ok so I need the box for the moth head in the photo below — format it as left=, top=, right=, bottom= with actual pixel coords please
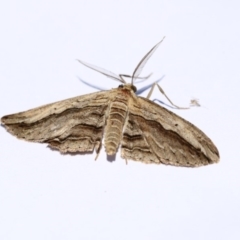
left=118, top=84, right=137, bottom=93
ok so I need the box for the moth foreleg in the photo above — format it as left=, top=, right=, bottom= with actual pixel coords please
left=147, top=82, right=198, bottom=110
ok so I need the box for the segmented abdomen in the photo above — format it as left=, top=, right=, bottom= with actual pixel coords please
left=104, top=96, right=128, bottom=155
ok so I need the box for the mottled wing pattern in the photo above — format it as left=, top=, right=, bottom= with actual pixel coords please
left=122, top=96, right=219, bottom=167
left=121, top=113, right=160, bottom=163
left=1, top=91, right=112, bottom=154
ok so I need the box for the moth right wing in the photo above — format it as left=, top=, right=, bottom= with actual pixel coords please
left=121, top=113, right=160, bottom=164
left=1, top=91, right=113, bottom=154
left=121, top=97, right=219, bottom=167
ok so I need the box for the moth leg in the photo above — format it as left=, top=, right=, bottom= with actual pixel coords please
left=147, top=82, right=199, bottom=109
left=95, top=152, right=100, bottom=161
left=156, top=84, right=190, bottom=109
left=146, top=82, right=156, bottom=99
left=95, top=142, right=102, bottom=161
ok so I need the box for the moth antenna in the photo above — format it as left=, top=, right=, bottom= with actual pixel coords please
left=134, top=72, right=153, bottom=83
left=131, top=37, right=165, bottom=85
left=120, top=72, right=152, bottom=80
left=77, top=59, right=126, bottom=84
left=118, top=73, right=152, bottom=83
left=119, top=75, right=126, bottom=83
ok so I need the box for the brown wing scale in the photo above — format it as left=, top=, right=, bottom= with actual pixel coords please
left=121, top=95, right=219, bottom=167
left=1, top=91, right=111, bottom=154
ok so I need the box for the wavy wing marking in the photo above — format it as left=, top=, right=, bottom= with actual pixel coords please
left=121, top=97, right=219, bottom=167
left=1, top=91, right=111, bottom=154
left=121, top=113, right=160, bottom=163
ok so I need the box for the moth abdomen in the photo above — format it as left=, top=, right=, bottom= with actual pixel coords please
left=104, top=97, right=128, bottom=156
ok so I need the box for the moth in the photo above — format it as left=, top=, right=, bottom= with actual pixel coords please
left=1, top=38, right=219, bottom=167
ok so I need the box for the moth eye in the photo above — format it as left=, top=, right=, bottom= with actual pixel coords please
left=131, top=85, right=137, bottom=92
left=118, top=84, right=124, bottom=88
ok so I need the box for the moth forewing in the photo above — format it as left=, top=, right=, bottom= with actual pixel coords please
left=120, top=94, right=219, bottom=167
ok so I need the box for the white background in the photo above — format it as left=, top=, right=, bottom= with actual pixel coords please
left=0, top=1, right=239, bottom=239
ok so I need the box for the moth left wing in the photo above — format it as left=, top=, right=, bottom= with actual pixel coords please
left=1, top=91, right=112, bottom=154
left=121, top=97, right=219, bottom=167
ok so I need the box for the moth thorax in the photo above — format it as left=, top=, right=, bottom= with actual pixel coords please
left=104, top=100, right=128, bottom=155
